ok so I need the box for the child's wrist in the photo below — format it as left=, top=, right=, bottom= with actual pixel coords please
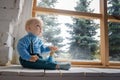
left=50, top=50, right=54, bottom=56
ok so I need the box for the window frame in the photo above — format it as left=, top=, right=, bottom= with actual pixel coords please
left=32, top=0, right=120, bottom=68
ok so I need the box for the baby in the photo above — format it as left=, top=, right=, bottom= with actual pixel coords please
left=17, top=18, right=71, bottom=70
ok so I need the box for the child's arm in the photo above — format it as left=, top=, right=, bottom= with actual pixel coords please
left=17, top=40, right=31, bottom=61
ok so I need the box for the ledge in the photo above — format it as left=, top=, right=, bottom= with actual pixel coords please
left=0, top=65, right=120, bottom=80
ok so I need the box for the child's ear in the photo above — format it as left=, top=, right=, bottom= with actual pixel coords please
left=25, top=26, right=30, bottom=32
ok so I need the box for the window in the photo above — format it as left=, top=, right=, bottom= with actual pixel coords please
left=32, top=0, right=120, bottom=68
left=36, top=0, right=100, bottom=13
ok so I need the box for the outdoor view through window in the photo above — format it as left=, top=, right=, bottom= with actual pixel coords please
left=36, top=0, right=100, bottom=61
left=107, top=0, right=120, bottom=62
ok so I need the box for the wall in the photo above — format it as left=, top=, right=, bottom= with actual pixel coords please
left=0, top=0, right=33, bottom=65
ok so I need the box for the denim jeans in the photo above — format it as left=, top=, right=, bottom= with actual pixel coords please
left=19, top=57, right=57, bottom=70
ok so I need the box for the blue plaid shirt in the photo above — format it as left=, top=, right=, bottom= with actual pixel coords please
left=17, top=33, right=50, bottom=61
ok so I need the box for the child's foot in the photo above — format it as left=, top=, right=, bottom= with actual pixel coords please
left=58, top=62, right=71, bottom=70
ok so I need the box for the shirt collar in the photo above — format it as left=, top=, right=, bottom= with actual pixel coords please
left=28, top=32, right=38, bottom=39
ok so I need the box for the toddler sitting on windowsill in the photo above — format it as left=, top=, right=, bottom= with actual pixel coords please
left=17, top=17, right=71, bottom=70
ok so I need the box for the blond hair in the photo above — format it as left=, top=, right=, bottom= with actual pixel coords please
left=25, top=18, right=43, bottom=32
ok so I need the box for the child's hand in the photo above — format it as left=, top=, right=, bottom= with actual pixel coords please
left=29, top=55, right=39, bottom=62
left=49, top=46, right=58, bottom=52
left=49, top=46, right=58, bottom=56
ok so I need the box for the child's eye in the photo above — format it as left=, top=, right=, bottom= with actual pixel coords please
left=36, top=25, right=40, bottom=28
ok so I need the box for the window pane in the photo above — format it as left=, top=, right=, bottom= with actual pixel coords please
left=107, top=0, right=120, bottom=15
left=37, top=0, right=100, bottom=13
left=107, top=0, right=120, bottom=62
left=36, top=13, right=100, bottom=61
left=109, top=22, right=120, bottom=62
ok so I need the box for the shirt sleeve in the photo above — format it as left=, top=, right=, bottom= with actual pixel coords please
left=17, top=40, right=31, bottom=61
left=40, top=42, right=51, bottom=54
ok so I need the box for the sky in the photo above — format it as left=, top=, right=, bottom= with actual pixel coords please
left=55, top=0, right=100, bottom=13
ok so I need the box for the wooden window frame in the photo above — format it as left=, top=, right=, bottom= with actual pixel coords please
left=32, top=0, right=120, bottom=68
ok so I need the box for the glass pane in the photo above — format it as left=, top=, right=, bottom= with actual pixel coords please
left=36, top=13, right=100, bottom=61
left=108, top=0, right=120, bottom=62
left=109, top=22, right=120, bottom=62
left=107, top=0, right=120, bottom=15
left=37, top=0, right=100, bottom=13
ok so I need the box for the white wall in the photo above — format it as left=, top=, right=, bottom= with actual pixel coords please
left=0, top=0, right=33, bottom=65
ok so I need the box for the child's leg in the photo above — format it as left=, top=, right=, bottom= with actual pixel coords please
left=47, top=56, right=54, bottom=62
left=19, top=57, right=57, bottom=70
left=47, top=51, right=56, bottom=62
left=57, top=62, right=71, bottom=70
left=46, top=51, right=71, bottom=70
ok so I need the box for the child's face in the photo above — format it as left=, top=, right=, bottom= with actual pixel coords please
left=30, top=21, right=42, bottom=36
